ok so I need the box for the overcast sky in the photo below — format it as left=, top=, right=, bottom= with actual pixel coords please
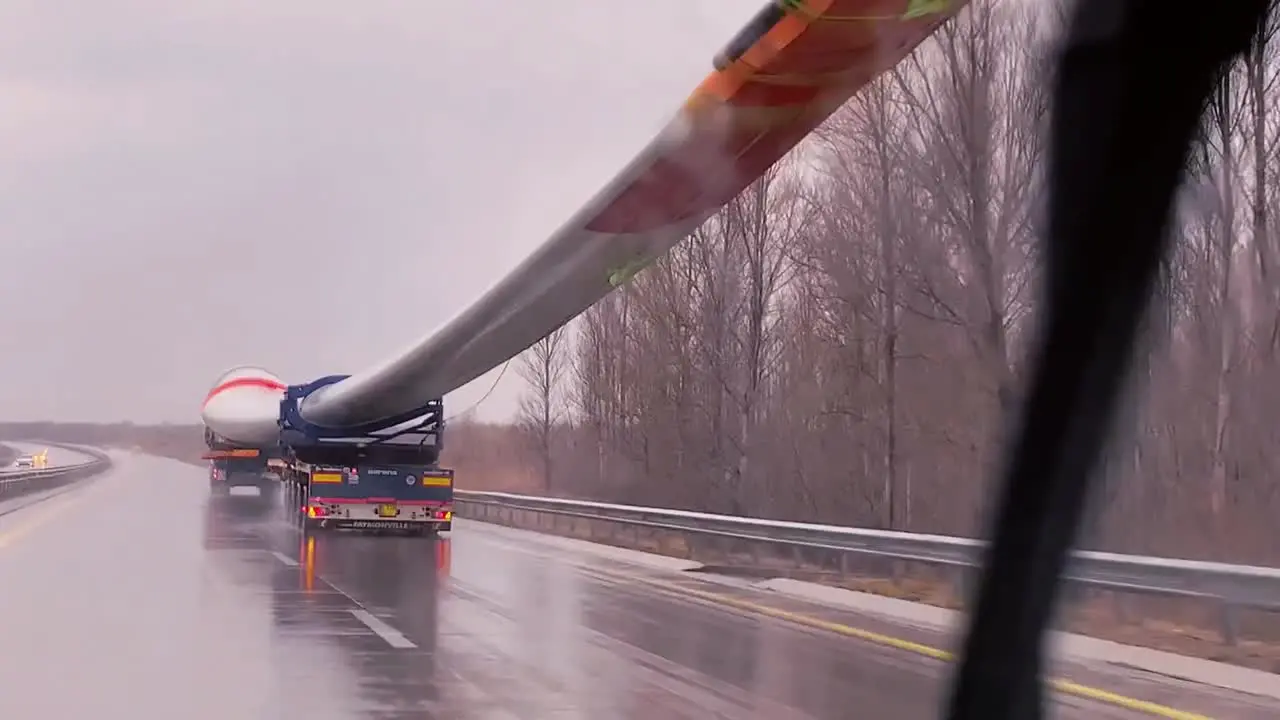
left=0, top=0, right=759, bottom=423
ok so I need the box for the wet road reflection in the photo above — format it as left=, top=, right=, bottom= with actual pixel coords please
left=0, top=453, right=1244, bottom=719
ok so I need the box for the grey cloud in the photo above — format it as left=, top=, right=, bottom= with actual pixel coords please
left=0, top=0, right=757, bottom=422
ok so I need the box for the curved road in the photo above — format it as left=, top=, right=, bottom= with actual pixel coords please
left=3, top=441, right=91, bottom=468
left=0, top=453, right=1274, bottom=719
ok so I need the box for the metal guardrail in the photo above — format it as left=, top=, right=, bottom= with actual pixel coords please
left=454, top=490, right=1280, bottom=646
left=0, top=444, right=111, bottom=498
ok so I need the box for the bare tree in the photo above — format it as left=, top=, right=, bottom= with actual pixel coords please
left=490, top=0, right=1280, bottom=572
left=517, top=325, right=569, bottom=493
left=1204, top=75, right=1247, bottom=524
left=1244, top=4, right=1280, bottom=348
left=816, top=74, right=910, bottom=528
left=893, top=0, right=1048, bottom=416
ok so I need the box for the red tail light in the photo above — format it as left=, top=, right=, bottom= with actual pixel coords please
left=306, top=504, right=327, bottom=518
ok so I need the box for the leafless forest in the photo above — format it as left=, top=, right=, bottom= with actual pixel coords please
left=451, top=1, right=1280, bottom=567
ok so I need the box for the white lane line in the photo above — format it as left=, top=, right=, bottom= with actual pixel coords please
left=270, top=551, right=298, bottom=567
left=349, top=609, right=417, bottom=649
left=274, top=527, right=418, bottom=650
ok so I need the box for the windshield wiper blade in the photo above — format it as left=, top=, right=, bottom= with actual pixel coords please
left=942, top=1, right=1269, bottom=718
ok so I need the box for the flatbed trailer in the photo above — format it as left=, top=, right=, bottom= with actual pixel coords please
left=285, top=459, right=453, bottom=533
left=276, top=379, right=452, bottom=536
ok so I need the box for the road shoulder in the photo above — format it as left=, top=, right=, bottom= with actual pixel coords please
left=461, top=518, right=1280, bottom=716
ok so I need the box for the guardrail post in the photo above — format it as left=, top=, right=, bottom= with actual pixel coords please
left=952, top=566, right=972, bottom=608
left=679, top=533, right=696, bottom=560
left=712, top=533, right=727, bottom=562
left=1112, top=592, right=1131, bottom=626
left=1220, top=603, right=1239, bottom=646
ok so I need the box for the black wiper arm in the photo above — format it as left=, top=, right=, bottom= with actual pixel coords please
left=943, top=1, right=1269, bottom=718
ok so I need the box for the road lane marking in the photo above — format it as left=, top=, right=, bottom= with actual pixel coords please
left=270, top=551, right=298, bottom=567
left=0, top=480, right=103, bottom=551
left=349, top=609, right=417, bottom=649
left=582, top=566, right=1214, bottom=720
left=442, top=576, right=807, bottom=720
left=268, top=545, right=419, bottom=649
left=466, top=531, right=1213, bottom=720
left=273, top=538, right=418, bottom=649
left=0, top=482, right=86, bottom=519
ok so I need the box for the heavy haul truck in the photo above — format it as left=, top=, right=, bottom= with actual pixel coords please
left=201, top=367, right=454, bottom=534
left=276, top=378, right=453, bottom=535
left=203, top=429, right=279, bottom=498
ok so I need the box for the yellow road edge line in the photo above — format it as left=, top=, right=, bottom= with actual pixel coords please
left=466, top=528, right=1215, bottom=719
left=573, top=563, right=1214, bottom=720
left=0, top=483, right=100, bottom=550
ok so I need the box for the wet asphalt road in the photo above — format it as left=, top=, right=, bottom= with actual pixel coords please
left=0, top=453, right=1275, bottom=719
